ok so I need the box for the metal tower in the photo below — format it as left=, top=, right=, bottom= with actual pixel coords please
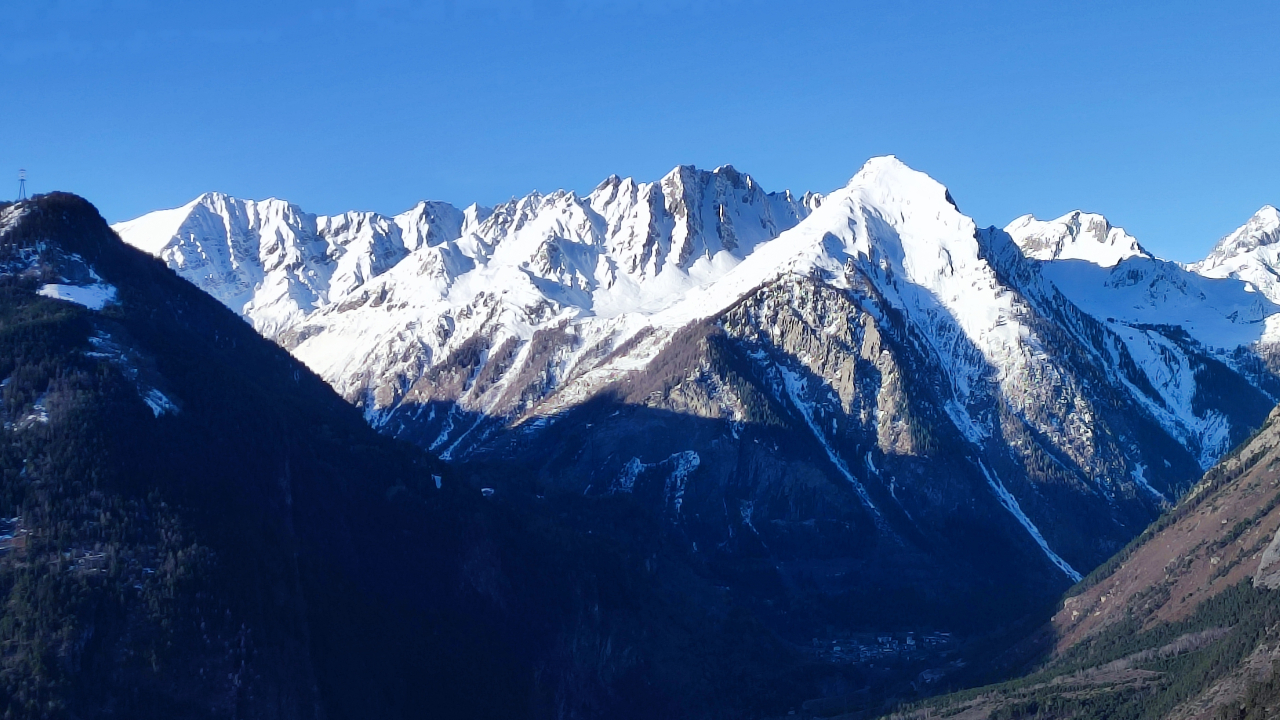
left=17, top=169, right=26, bottom=201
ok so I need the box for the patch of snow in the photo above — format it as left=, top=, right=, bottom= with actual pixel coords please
left=0, top=205, right=26, bottom=234
left=611, top=457, right=643, bottom=494
left=142, top=389, right=178, bottom=418
left=979, top=462, right=1082, bottom=582
left=438, top=413, right=487, bottom=461
left=38, top=283, right=117, bottom=310
left=739, top=499, right=767, bottom=546
left=1104, top=325, right=1231, bottom=468
left=22, top=394, right=49, bottom=427
left=664, top=451, right=699, bottom=515
left=428, top=406, right=459, bottom=452
left=609, top=451, right=700, bottom=516
left=86, top=331, right=180, bottom=418
left=1130, top=462, right=1166, bottom=502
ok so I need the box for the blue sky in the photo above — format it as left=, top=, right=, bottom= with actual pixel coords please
left=2, top=0, right=1277, bottom=261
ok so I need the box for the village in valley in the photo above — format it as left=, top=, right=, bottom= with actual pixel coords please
left=807, top=630, right=963, bottom=686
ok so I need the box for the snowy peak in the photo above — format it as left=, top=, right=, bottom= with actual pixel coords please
left=585, top=163, right=813, bottom=279
left=847, top=154, right=931, bottom=188
left=647, top=155, right=981, bottom=328
left=999, top=206, right=1280, bottom=352
left=1186, top=206, right=1280, bottom=307
left=390, top=200, right=466, bottom=252
left=790, top=154, right=987, bottom=299
left=1192, top=205, right=1280, bottom=272
left=1005, top=211, right=1148, bottom=267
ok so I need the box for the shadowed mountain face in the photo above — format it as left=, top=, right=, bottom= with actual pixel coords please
left=0, top=194, right=875, bottom=719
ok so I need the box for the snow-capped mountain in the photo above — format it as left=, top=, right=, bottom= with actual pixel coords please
left=1005, top=211, right=1148, bottom=267
left=1188, top=205, right=1280, bottom=303
left=114, top=159, right=1280, bottom=624
left=9, top=193, right=825, bottom=717
left=1002, top=210, right=1280, bottom=467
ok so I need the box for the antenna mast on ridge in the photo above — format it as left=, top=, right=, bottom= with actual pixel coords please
left=17, top=169, right=27, bottom=201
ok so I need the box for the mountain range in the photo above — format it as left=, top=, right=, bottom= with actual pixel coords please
left=7, top=156, right=1280, bottom=717
left=112, top=159, right=1280, bottom=620
left=891, top=404, right=1280, bottom=720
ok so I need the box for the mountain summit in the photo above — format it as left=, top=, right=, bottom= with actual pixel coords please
left=1189, top=205, right=1280, bottom=305
left=1005, top=210, right=1149, bottom=267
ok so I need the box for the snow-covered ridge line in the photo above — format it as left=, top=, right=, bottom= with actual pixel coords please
left=111, top=159, right=1280, bottom=475
left=113, top=165, right=820, bottom=337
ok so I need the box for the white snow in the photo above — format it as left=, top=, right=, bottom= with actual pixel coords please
left=86, top=331, right=180, bottom=418
left=1103, top=324, right=1232, bottom=468
left=1190, top=206, right=1280, bottom=279
left=142, top=389, right=178, bottom=418
left=979, top=462, right=1082, bottom=582
left=21, top=394, right=49, bottom=427
left=664, top=451, right=700, bottom=515
left=739, top=499, right=765, bottom=543
left=37, top=283, right=117, bottom=310
left=1187, top=207, right=1280, bottom=342
left=1006, top=211, right=1146, bottom=268
left=0, top=205, right=28, bottom=246
left=1130, top=462, right=1166, bottom=502
left=113, top=168, right=815, bottom=347
left=109, top=158, right=1280, bottom=534
left=111, top=199, right=202, bottom=255
left=612, top=457, right=644, bottom=494
left=610, top=451, right=700, bottom=516
left=1004, top=208, right=1280, bottom=464
left=1006, top=208, right=1280, bottom=349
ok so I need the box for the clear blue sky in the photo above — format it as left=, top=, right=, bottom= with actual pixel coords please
left=2, top=0, right=1277, bottom=262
